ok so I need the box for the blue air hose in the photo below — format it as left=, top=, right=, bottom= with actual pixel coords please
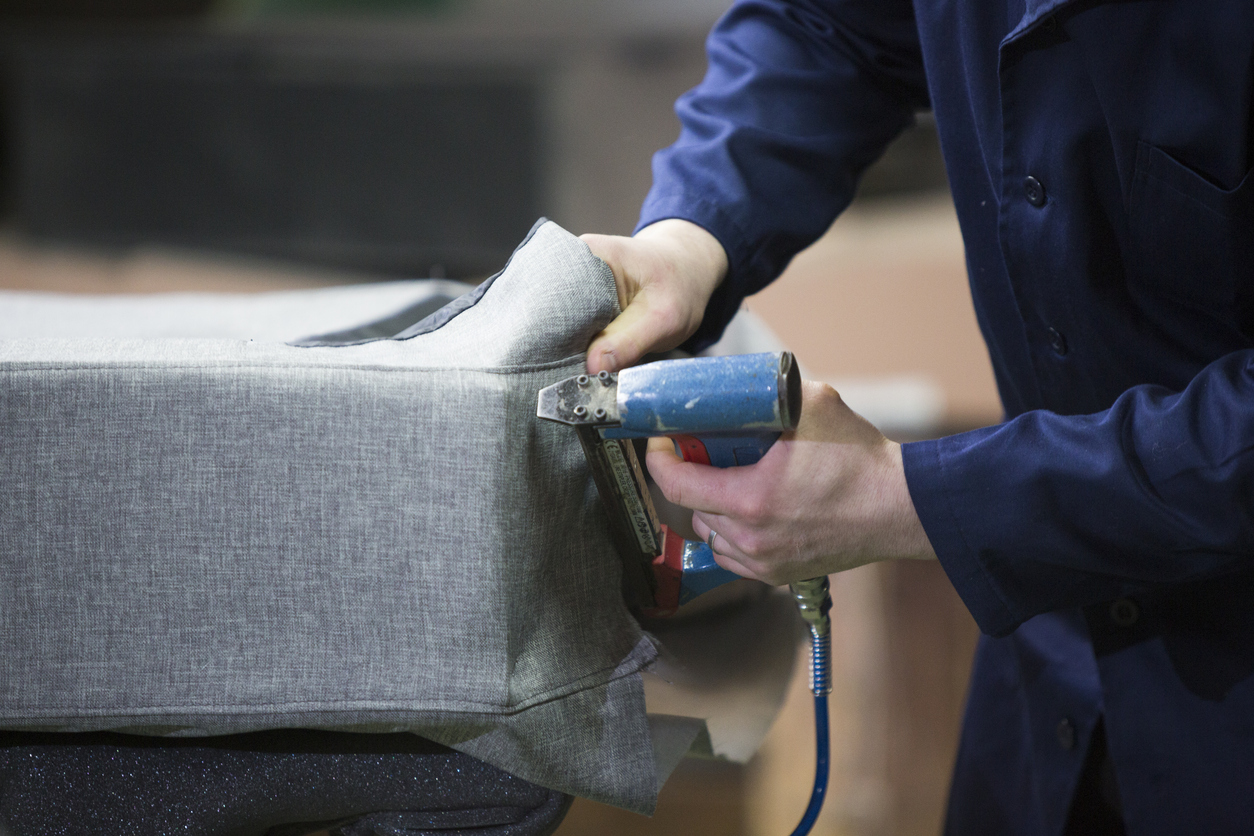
left=788, top=579, right=833, bottom=836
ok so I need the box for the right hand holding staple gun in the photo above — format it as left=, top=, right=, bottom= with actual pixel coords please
left=645, top=377, right=934, bottom=584
left=581, top=223, right=937, bottom=586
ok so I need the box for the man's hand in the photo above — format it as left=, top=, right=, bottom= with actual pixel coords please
left=581, top=219, right=728, bottom=374
left=646, top=381, right=938, bottom=585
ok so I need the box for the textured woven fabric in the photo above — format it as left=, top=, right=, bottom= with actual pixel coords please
left=0, top=220, right=662, bottom=812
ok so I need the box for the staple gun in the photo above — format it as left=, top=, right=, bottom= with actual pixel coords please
left=538, top=351, right=832, bottom=835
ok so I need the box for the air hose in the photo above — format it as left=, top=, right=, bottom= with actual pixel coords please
left=788, top=577, right=833, bottom=836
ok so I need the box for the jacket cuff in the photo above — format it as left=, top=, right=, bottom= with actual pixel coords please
left=901, top=438, right=1020, bottom=637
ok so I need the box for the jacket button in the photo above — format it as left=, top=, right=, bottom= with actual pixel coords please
left=1056, top=718, right=1076, bottom=750
left=1110, top=597, right=1140, bottom=627
left=1024, top=175, right=1046, bottom=207
left=1047, top=327, right=1068, bottom=356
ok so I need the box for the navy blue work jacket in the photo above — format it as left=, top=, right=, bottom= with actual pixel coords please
left=636, top=1, right=1254, bottom=834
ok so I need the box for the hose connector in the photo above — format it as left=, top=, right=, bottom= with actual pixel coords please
left=789, top=576, right=832, bottom=696
left=790, top=576, right=831, bottom=637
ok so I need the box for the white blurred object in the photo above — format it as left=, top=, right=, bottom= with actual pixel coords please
left=825, top=376, right=946, bottom=438
left=0, top=280, right=473, bottom=342
left=700, top=307, right=791, bottom=358
left=642, top=584, right=803, bottom=764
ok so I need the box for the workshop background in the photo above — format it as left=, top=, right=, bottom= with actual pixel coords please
left=0, top=1, right=999, bottom=834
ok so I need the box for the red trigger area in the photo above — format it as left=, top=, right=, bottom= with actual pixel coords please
left=674, top=435, right=710, bottom=465
left=645, top=526, right=686, bottom=617
left=645, top=437, right=707, bottom=617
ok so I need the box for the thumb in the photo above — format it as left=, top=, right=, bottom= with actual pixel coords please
left=583, top=232, right=683, bottom=373
left=645, top=437, right=733, bottom=515
left=586, top=287, right=688, bottom=373
left=580, top=221, right=727, bottom=374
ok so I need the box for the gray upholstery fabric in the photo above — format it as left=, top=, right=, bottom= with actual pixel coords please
left=0, top=221, right=665, bottom=812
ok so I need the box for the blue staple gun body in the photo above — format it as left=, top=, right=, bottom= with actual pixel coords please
left=537, top=351, right=801, bottom=615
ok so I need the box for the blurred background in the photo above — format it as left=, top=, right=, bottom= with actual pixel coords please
left=0, top=1, right=999, bottom=833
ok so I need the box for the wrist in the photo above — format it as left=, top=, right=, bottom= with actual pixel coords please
left=634, top=218, right=729, bottom=299
left=881, top=442, right=938, bottom=562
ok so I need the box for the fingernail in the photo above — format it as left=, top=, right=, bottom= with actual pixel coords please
left=601, top=349, right=618, bottom=373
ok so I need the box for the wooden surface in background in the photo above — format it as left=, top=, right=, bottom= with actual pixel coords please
left=878, top=561, right=980, bottom=836
left=557, top=759, right=748, bottom=836
left=0, top=234, right=352, bottom=294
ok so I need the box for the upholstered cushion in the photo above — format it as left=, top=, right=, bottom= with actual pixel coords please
left=0, top=220, right=668, bottom=812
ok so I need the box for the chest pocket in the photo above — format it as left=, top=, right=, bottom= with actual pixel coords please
left=1127, top=141, right=1254, bottom=324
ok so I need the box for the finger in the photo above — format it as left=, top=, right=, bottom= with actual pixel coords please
left=581, top=234, right=635, bottom=374
left=585, top=333, right=623, bottom=375
left=690, top=513, right=721, bottom=553
left=688, top=515, right=767, bottom=580
left=585, top=312, right=650, bottom=375
left=646, top=436, right=676, bottom=458
left=646, top=444, right=747, bottom=515
left=586, top=289, right=687, bottom=373
left=710, top=550, right=769, bottom=583
left=581, top=233, right=646, bottom=374
left=694, top=517, right=762, bottom=572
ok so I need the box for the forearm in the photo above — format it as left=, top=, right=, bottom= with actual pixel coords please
left=639, top=0, right=928, bottom=349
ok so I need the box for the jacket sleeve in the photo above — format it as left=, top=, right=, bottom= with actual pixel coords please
left=635, top=0, right=929, bottom=351
left=903, top=349, right=1254, bottom=637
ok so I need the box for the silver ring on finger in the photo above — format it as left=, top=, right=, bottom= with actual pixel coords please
left=707, top=529, right=718, bottom=553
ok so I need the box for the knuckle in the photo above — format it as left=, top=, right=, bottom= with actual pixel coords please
left=656, top=471, right=686, bottom=508
left=655, top=474, right=679, bottom=505
left=737, top=531, right=765, bottom=559
left=763, top=568, right=790, bottom=587
left=650, top=301, right=687, bottom=340
left=734, top=490, right=769, bottom=525
left=667, top=483, right=688, bottom=509
left=809, top=380, right=843, bottom=409
left=580, top=233, right=616, bottom=263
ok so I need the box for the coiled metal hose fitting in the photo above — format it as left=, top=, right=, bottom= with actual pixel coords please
left=787, top=576, right=833, bottom=836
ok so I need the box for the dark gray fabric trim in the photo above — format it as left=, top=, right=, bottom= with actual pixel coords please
left=293, top=293, right=458, bottom=346
left=290, top=218, right=550, bottom=347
